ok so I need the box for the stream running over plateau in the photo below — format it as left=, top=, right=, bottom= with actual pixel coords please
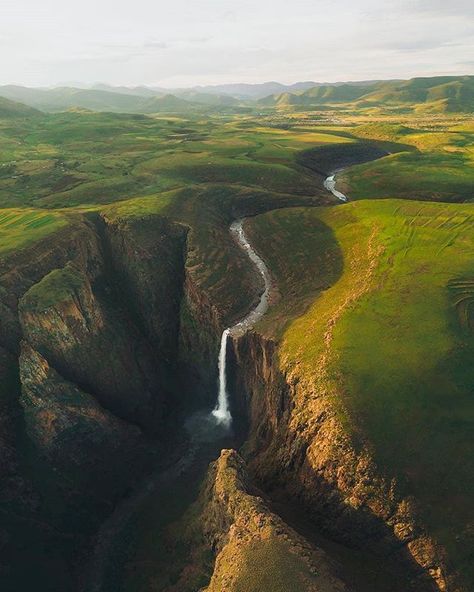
left=212, top=219, right=272, bottom=427
left=324, top=173, right=348, bottom=202
left=213, top=173, right=347, bottom=427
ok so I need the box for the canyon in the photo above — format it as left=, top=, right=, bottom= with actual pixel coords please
left=0, top=109, right=472, bottom=592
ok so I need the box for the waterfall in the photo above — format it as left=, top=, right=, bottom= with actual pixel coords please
left=211, top=219, right=272, bottom=427
left=212, top=329, right=231, bottom=426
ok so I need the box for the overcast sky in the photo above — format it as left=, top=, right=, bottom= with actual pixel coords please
left=1, top=0, right=473, bottom=87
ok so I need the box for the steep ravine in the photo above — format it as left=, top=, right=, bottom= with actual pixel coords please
left=0, top=146, right=461, bottom=590
left=0, top=211, right=226, bottom=591
left=89, top=207, right=456, bottom=591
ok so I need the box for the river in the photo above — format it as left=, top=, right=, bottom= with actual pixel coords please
left=212, top=219, right=272, bottom=427
left=86, top=174, right=351, bottom=590
left=84, top=218, right=272, bottom=591
left=324, top=172, right=348, bottom=202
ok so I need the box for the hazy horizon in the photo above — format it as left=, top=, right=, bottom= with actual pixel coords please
left=1, top=0, right=473, bottom=88
left=3, top=74, right=474, bottom=92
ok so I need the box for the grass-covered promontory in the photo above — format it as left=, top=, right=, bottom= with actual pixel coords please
left=338, top=122, right=474, bottom=202
left=19, top=263, right=84, bottom=313
left=247, top=199, right=474, bottom=587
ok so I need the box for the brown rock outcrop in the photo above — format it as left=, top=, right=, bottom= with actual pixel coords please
left=231, top=331, right=457, bottom=591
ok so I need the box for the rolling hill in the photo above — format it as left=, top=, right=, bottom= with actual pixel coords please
left=0, top=85, right=248, bottom=114
left=358, top=76, right=474, bottom=112
left=0, top=85, right=473, bottom=592
left=259, top=75, right=474, bottom=112
left=3, top=76, right=470, bottom=114
left=0, top=96, right=42, bottom=118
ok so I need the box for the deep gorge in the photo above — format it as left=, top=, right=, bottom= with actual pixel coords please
left=0, top=146, right=466, bottom=592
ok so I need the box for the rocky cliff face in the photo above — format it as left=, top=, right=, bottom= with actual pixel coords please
left=101, top=214, right=187, bottom=398
left=19, top=259, right=164, bottom=431
left=0, top=220, right=102, bottom=355
left=177, top=269, right=223, bottom=408
left=202, top=450, right=351, bottom=592
left=0, top=211, right=203, bottom=589
left=231, top=331, right=459, bottom=592
left=19, top=343, right=144, bottom=507
left=160, top=449, right=351, bottom=592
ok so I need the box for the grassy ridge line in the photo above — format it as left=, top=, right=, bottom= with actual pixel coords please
left=259, top=76, right=474, bottom=114
left=247, top=199, right=474, bottom=587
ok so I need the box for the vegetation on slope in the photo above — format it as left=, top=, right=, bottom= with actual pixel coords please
left=247, top=199, right=474, bottom=588
left=0, top=86, right=208, bottom=114
left=121, top=449, right=350, bottom=592
left=339, top=122, right=474, bottom=202
left=0, top=110, right=353, bottom=209
left=0, top=96, right=42, bottom=119
left=19, top=263, right=83, bottom=313
left=260, top=75, right=474, bottom=113
left=0, top=209, right=68, bottom=255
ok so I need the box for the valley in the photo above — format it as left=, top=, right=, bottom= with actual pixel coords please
left=0, top=79, right=473, bottom=592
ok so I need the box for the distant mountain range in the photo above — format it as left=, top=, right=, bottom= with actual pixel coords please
left=0, top=85, right=201, bottom=114
left=260, top=76, right=474, bottom=112
left=0, top=76, right=472, bottom=114
left=92, top=80, right=380, bottom=99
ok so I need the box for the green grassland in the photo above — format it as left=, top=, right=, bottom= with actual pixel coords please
left=0, top=208, right=68, bottom=255
left=0, top=111, right=350, bottom=210
left=0, top=106, right=471, bottom=216
left=1, top=97, right=474, bottom=590
left=247, top=199, right=474, bottom=587
left=339, top=122, right=474, bottom=202
left=0, top=108, right=350, bottom=311
left=19, top=263, right=84, bottom=313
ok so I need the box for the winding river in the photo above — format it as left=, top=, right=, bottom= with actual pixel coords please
left=324, top=172, right=348, bottom=202
left=87, top=174, right=347, bottom=591
left=213, top=173, right=348, bottom=426
left=212, top=219, right=272, bottom=427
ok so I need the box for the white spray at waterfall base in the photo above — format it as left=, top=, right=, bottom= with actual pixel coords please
left=212, top=219, right=272, bottom=428
left=212, top=329, right=231, bottom=426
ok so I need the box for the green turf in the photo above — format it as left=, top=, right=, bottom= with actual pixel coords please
left=339, top=121, right=474, bottom=202
left=248, top=199, right=474, bottom=587
left=0, top=111, right=353, bottom=209
left=20, top=263, right=84, bottom=312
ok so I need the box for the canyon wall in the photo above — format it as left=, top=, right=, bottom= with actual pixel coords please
left=230, top=330, right=462, bottom=592
left=0, top=211, right=220, bottom=589
left=198, top=449, right=351, bottom=592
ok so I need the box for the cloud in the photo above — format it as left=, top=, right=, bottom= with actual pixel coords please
left=0, top=0, right=473, bottom=86
left=407, top=0, right=474, bottom=16
left=143, top=41, right=168, bottom=50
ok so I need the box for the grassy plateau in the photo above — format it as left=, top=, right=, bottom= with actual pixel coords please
left=0, top=82, right=472, bottom=592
